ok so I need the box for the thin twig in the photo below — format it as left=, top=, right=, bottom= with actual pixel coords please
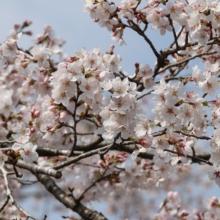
left=68, top=83, right=80, bottom=157
left=77, top=165, right=110, bottom=201
left=126, top=21, right=160, bottom=59
left=158, top=51, right=217, bottom=74
left=137, top=89, right=154, bottom=100
left=13, top=164, right=23, bottom=178
left=1, top=167, right=38, bottom=220
left=169, top=17, right=179, bottom=49
left=164, top=148, right=213, bottom=166
left=98, top=133, right=120, bottom=155
left=174, top=131, right=211, bottom=140
left=173, top=61, right=188, bottom=77
left=170, top=26, right=185, bottom=48
left=54, top=145, right=110, bottom=170
left=0, top=195, right=9, bottom=212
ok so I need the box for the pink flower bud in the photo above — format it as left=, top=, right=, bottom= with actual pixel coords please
left=49, top=105, right=56, bottom=112
left=60, top=111, right=66, bottom=120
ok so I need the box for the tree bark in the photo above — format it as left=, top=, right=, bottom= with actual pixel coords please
left=35, top=173, right=108, bottom=220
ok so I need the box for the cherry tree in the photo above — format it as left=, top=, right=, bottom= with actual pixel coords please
left=1, top=0, right=220, bottom=219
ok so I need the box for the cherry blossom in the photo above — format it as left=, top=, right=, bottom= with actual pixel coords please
left=209, top=166, right=220, bottom=187
left=12, top=142, right=39, bottom=163
left=2, top=0, right=220, bottom=219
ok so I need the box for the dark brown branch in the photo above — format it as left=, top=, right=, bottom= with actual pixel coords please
left=112, top=145, right=211, bottom=165
left=0, top=195, right=9, bottom=212
left=170, top=26, right=185, bottom=48
left=70, top=136, right=104, bottom=154
left=36, top=173, right=108, bottom=220
left=126, top=21, right=160, bottom=59
left=152, top=35, right=220, bottom=77
left=162, top=36, right=220, bottom=59
left=169, top=17, right=179, bottom=49
left=164, top=148, right=213, bottom=165
left=69, top=83, right=82, bottom=157
left=35, top=135, right=212, bottom=169
left=49, top=143, right=211, bottom=167
left=158, top=51, right=217, bottom=74
left=37, top=147, right=82, bottom=157
left=76, top=132, right=94, bottom=135
left=174, top=131, right=211, bottom=140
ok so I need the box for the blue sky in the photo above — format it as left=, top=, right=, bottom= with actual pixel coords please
left=0, top=1, right=172, bottom=75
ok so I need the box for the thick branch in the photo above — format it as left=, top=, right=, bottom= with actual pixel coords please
left=72, top=136, right=104, bottom=152
left=36, top=173, right=107, bottom=220
left=15, top=160, right=62, bottom=179
left=37, top=147, right=82, bottom=157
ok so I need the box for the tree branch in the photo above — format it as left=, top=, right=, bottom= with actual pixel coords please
left=0, top=195, right=9, bottom=212
left=126, top=21, right=160, bottom=59
left=35, top=173, right=108, bottom=220
left=54, top=145, right=111, bottom=170
left=37, top=147, right=82, bottom=157
left=14, top=160, right=62, bottom=179
left=158, top=51, right=217, bottom=74
left=1, top=167, right=38, bottom=220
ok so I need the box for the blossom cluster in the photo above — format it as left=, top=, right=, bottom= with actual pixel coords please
left=84, top=0, right=220, bottom=47
left=1, top=0, right=220, bottom=218
left=154, top=191, right=220, bottom=220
